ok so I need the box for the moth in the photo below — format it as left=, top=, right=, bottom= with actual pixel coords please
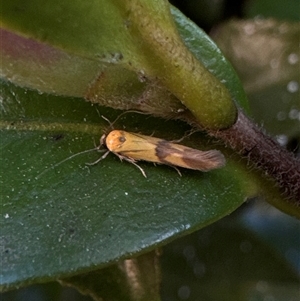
left=90, top=130, right=226, bottom=177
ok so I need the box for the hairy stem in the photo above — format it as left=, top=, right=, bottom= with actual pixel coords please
left=211, top=109, right=300, bottom=204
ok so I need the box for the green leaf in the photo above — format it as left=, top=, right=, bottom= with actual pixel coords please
left=0, top=28, right=103, bottom=97
left=0, top=0, right=241, bottom=129
left=2, top=211, right=298, bottom=301
left=171, top=7, right=250, bottom=113
left=0, top=1, right=132, bottom=58
left=0, top=79, right=255, bottom=291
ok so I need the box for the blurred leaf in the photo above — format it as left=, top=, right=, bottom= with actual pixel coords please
left=60, top=251, right=161, bottom=301
left=0, top=79, right=256, bottom=291
left=160, top=214, right=300, bottom=301
left=0, top=282, right=93, bottom=301
left=248, top=84, right=300, bottom=140
left=211, top=19, right=299, bottom=94
left=245, top=0, right=300, bottom=21
left=239, top=199, right=300, bottom=273
left=211, top=19, right=300, bottom=138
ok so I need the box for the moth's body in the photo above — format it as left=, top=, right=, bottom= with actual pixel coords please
left=98, top=130, right=225, bottom=177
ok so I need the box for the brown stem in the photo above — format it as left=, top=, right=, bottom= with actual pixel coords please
left=210, top=109, right=300, bottom=204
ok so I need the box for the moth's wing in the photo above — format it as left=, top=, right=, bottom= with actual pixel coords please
left=156, top=142, right=226, bottom=171
left=117, top=133, right=160, bottom=162
left=117, top=132, right=225, bottom=171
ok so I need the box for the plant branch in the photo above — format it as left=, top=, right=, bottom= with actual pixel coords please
left=210, top=109, right=300, bottom=204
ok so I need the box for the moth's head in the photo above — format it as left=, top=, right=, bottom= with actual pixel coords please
left=104, top=130, right=126, bottom=152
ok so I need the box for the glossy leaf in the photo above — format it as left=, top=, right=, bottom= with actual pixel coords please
left=2, top=212, right=299, bottom=300
left=0, top=79, right=256, bottom=291
left=0, top=0, right=241, bottom=129
left=2, top=0, right=295, bottom=296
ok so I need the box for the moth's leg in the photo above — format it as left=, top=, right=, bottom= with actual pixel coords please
left=152, top=162, right=181, bottom=176
left=86, top=150, right=110, bottom=166
left=129, top=160, right=147, bottom=178
left=116, top=154, right=147, bottom=178
left=91, top=134, right=106, bottom=151
left=170, top=165, right=182, bottom=177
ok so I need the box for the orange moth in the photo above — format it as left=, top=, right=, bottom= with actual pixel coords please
left=91, top=130, right=226, bottom=177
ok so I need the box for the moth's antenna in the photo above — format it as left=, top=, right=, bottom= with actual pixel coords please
left=35, top=146, right=103, bottom=180
left=101, top=115, right=114, bottom=129
left=101, top=110, right=150, bottom=129
left=171, top=128, right=200, bottom=144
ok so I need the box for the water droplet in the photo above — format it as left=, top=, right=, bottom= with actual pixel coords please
left=254, top=17, right=264, bottom=24
left=287, top=81, right=299, bottom=93
left=178, top=285, right=191, bottom=300
left=193, top=261, right=206, bottom=277
left=270, top=59, right=279, bottom=69
left=265, top=294, right=276, bottom=301
left=277, top=111, right=286, bottom=121
left=256, top=280, right=269, bottom=293
left=183, top=245, right=195, bottom=260
left=278, top=23, right=289, bottom=34
left=276, top=135, right=288, bottom=146
left=289, top=108, right=300, bottom=120
left=288, top=53, right=299, bottom=65
left=240, top=240, right=253, bottom=253
left=244, top=24, right=255, bottom=35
